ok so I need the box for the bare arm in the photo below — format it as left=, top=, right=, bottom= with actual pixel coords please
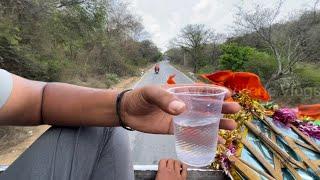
left=0, top=71, right=240, bottom=134
left=0, top=73, right=120, bottom=126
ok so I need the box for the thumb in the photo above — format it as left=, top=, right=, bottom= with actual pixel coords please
left=142, top=86, right=186, bottom=115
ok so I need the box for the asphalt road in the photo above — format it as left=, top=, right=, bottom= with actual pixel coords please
left=129, top=61, right=193, bottom=165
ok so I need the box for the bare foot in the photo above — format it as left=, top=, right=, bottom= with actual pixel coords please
left=155, top=159, right=187, bottom=180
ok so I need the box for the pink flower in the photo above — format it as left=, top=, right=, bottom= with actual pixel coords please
left=272, top=108, right=297, bottom=126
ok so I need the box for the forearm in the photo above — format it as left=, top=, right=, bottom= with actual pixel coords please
left=42, top=83, right=120, bottom=127
left=0, top=73, right=121, bottom=126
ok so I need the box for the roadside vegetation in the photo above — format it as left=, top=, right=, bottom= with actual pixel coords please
left=0, top=0, right=162, bottom=87
left=166, top=0, right=320, bottom=105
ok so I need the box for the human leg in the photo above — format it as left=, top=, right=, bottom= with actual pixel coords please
left=0, top=126, right=133, bottom=180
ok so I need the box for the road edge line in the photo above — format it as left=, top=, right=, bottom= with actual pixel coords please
left=169, top=64, right=194, bottom=83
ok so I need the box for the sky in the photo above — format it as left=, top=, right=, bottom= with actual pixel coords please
left=128, top=0, right=317, bottom=52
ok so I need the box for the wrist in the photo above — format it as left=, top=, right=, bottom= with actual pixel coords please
left=103, top=89, right=121, bottom=127
left=117, top=89, right=134, bottom=130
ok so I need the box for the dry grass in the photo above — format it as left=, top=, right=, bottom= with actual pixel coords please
left=0, top=126, right=50, bottom=164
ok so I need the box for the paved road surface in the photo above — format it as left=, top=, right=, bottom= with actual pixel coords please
left=129, top=61, right=193, bottom=165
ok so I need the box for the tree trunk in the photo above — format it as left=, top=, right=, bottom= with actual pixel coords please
left=270, top=45, right=282, bottom=75
left=191, top=53, right=198, bottom=73
left=265, top=72, right=282, bottom=89
left=193, top=63, right=197, bottom=73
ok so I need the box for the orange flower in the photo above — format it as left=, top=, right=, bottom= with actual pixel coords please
left=167, top=74, right=176, bottom=84
left=202, top=71, right=270, bottom=101
left=298, top=104, right=320, bottom=120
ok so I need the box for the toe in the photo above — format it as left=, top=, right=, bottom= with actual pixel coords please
left=174, top=160, right=182, bottom=174
left=158, top=159, right=167, bottom=170
left=181, top=163, right=188, bottom=179
left=167, top=159, right=174, bottom=171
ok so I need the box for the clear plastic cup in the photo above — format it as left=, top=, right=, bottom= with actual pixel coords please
left=168, top=85, right=227, bottom=167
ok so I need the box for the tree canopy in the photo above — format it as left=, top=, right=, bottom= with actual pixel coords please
left=171, top=24, right=215, bottom=73
left=0, top=0, right=161, bottom=82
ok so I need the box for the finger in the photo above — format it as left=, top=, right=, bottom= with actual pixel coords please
left=222, top=102, right=241, bottom=114
left=142, top=86, right=186, bottom=115
left=218, top=136, right=226, bottom=144
left=219, top=118, right=237, bottom=130
left=159, top=159, right=167, bottom=169
left=167, top=159, right=174, bottom=170
left=174, top=160, right=181, bottom=174
left=223, top=88, right=232, bottom=99
left=160, top=84, right=176, bottom=89
left=169, top=120, right=174, bottom=135
left=181, top=163, right=188, bottom=178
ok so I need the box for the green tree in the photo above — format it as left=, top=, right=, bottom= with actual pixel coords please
left=219, top=43, right=254, bottom=71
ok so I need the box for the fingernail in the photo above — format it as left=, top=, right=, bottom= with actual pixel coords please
left=169, top=100, right=185, bottom=113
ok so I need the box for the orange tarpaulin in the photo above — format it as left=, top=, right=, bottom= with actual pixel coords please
left=298, top=104, right=320, bottom=120
left=201, top=71, right=270, bottom=101
left=167, top=71, right=270, bottom=101
left=201, top=70, right=233, bottom=86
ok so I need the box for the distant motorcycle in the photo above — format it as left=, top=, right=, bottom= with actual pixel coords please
left=154, top=64, right=160, bottom=74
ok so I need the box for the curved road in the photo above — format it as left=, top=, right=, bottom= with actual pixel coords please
left=129, top=61, right=193, bottom=165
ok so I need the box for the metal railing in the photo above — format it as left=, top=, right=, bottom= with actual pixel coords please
left=134, top=165, right=226, bottom=180
left=1, top=165, right=227, bottom=179
left=0, top=165, right=8, bottom=174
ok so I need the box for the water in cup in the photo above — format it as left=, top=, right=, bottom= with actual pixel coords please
left=174, top=113, right=220, bottom=167
left=168, top=85, right=226, bottom=167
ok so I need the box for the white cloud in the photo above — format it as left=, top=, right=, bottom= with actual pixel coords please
left=129, top=1, right=164, bottom=50
left=167, top=12, right=183, bottom=47
left=190, top=0, right=236, bottom=34
left=140, top=13, right=164, bottom=50
left=193, top=0, right=213, bottom=13
left=142, top=14, right=160, bottom=36
left=191, top=0, right=218, bottom=23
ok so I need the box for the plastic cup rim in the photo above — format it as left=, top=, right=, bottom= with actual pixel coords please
left=167, top=85, right=228, bottom=97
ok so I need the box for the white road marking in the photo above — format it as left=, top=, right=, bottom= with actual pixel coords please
left=169, top=64, right=194, bottom=83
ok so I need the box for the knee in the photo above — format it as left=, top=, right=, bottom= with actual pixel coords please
left=105, top=127, right=129, bottom=144
left=102, top=127, right=130, bottom=153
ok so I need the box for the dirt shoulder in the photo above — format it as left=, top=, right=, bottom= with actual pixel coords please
left=0, top=70, right=144, bottom=165
left=0, top=126, right=50, bottom=165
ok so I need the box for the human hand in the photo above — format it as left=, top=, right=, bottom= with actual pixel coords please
left=121, top=85, right=241, bottom=134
